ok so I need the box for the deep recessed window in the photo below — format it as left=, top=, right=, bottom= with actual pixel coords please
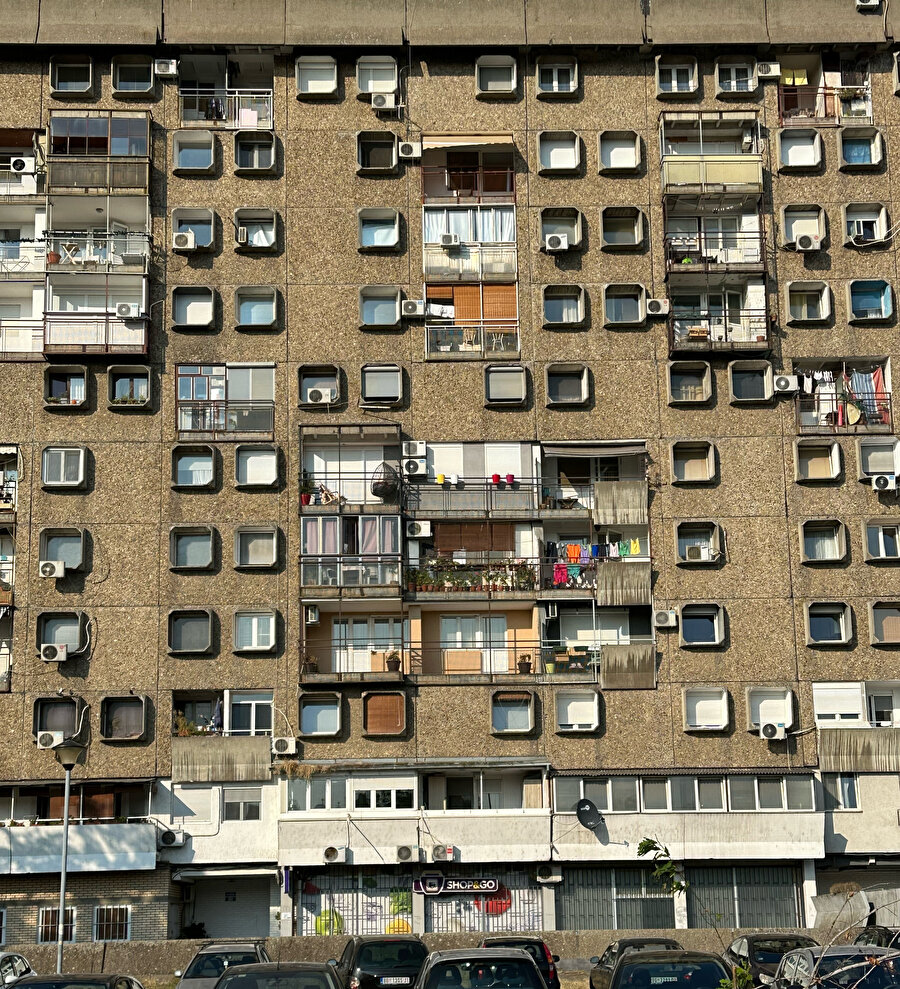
left=779, top=130, right=822, bottom=169
left=171, top=209, right=214, bottom=249
left=358, top=208, right=400, bottom=250
left=801, top=521, right=844, bottom=563
left=717, top=61, right=755, bottom=95
left=39, top=528, right=85, bottom=571
left=235, top=287, right=277, bottom=328
left=543, top=285, right=584, bottom=326
left=299, top=366, right=339, bottom=406
left=598, top=130, right=641, bottom=172
left=839, top=127, right=883, bottom=169
left=235, top=445, right=278, bottom=487
left=357, top=132, right=397, bottom=173
left=669, top=362, right=710, bottom=404
left=604, top=284, right=644, bottom=326
left=41, top=447, right=85, bottom=488
left=849, top=280, right=892, bottom=322
left=601, top=207, right=644, bottom=249
left=866, top=520, right=900, bottom=561
left=870, top=603, right=900, bottom=645
left=361, top=364, right=402, bottom=406
left=170, top=526, right=214, bottom=570
left=44, top=367, right=86, bottom=408
left=556, top=691, right=599, bottom=732
left=35, top=697, right=78, bottom=736
left=172, top=446, right=214, bottom=488
left=795, top=440, right=840, bottom=482
left=108, top=366, right=150, bottom=408
left=672, top=442, right=714, bottom=483
left=234, top=527, right=277, bottom=568
left=172, top=287, right=214, bottom=328
left=537, top=57, right=577, bottom=96
left=491, top=691, right=533, bottom=734
left=173, top=131, right=214, bottom=173
left=360, top=286, right=401, bottom=327
left=729, top=361, right=772, bottom=403
left=676, top=523, right=720, bottom=564
left=538, top=132, right=579, bottom=172
left=51, top=58, right=92, bottom=94
left=540, top=208, right=582, bottom=249
left=656, top=58, right=697, bottom=95
left=234, top=611, right=276, bottom=652
left=363, top=692, right=406, bottom=735
left=683, top=687, right=728, bottom=730
left=296, top=56, right=338, bottom=97
left=546, top=364, right=588, bottom=406
left=781, top=205, right=824, bottom=248
left=113, top=57, right=153, bottom=95
left=680, top=605, right=724, bottom=646
left=747, top=688, right=793, bottom=729
left=100, top=696, right=147, bottom=741
left=484, top=364, right=526, bottom=405
left=787, top=282, right=829, bottom=322
left=476, top=56, right=516, bottom=97
left=300, top=694, right=340, bottom=736
left=357, top=56, right=398, bottom=95
left=845, top=203, right=888, bottom=245
left=234, top=209, right=276, bottom=250
left=234, top=132, right=275, bottom=172
left=37, top=613, right=83, bottom=652
left=168, top=610, right=213, bottom=653
left=806, top=603, right=850, bottom=645
left=859, top=439, right=899, bottom=478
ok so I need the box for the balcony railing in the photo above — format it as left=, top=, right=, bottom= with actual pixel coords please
left=178, top=89, right=274, bottom=129
left=669, top=309, right=769, bottom=351
left=301, top=471, right=402, bottom=508
left=664, top=233, right=764, bottom=271
left=424, top=320, right=520, bottom=359
left=422, top=166, right=516, bottom=204
left=47, top=232, right=150, bottom=271
left=796, top=394, right=892, bottom=434
left=301, top=555, right=402, bottom=589
left=540, top=483, right=595, bottom=511
left=423, top=244, right=517, bottom=281
left=46, top=156, right=150, bottom=193
left=0, top=319, right=46, bottom=356
left=778, top=84, right=872, bottom=126
left=176, top=400, right=275, bottom=439
left=0, top=242, right=46, bottom=278
left=409, top=557, right=543, bottom=594
left=0, top=169, right=43, bottom=197
left=406, top=478, right=540, bottom=516
left=44, top=312, right=147, bottom=355
left=661, top=155, right=763, bottom=195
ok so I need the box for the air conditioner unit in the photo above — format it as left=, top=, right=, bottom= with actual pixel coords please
left=774, top=374, right=800, bottom=394
left=116, top=303, right=141, bottom=319
left=402, top=299, right=426, bottom=318
left=396, top=844, right=419, bottom=863
left=403, top=457, right=427, bottom=477
left=406, top=520, right=432, bottom=538
left=440, top=233, right=461, bottom=249
left=402, top=440, right=427, bottom=458
left=323, top=845, right=348, bottom=864
left=647, top=298, right=671, bottom=316
left=158, top=829, right=187, bottom=848
left=399, top=141, right=422, bottom=160
left=36, top=730, right=65, bottom=750
left=432, top=844, right=456, bottom=862
left=372, top=92, right=397, bottom=111
left=654, top=610, right=678, bottom=628
left=154, top=59, right=179, bottom=77
left=305, top=604, right=320, bottom=625
left=172, top=231, right=195, bottom=251
left=685, top=545, right=709, bottom=562
left=10, top=156, right=35, bottom=174
left=306, top=388, right=334, bottom=405
left=760, top=722, right=787, bottom=741
left=544, top=233, right=569, bottom=252
left=272, top=736, right=298, bottom=756
left=757, top=62, right=782, bottom=79
left=40, top=643, right=67, bottom=663
left=39, top=560, right=65, bottom=579
left=796, top=233, right=821, bottom=252
left=857, top=0, right=880, bottom=9
left=536, top=865, right=563, bottom=884
left=236, top=226, right=248, bottom=245
left=872, top=473, right=897, bottom=492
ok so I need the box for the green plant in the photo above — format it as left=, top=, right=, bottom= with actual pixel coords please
left=299, top=471, right=315, bottom=495
left=637, top=837, right=685, bottom=895
left=173, top=712, right=203, bottom=737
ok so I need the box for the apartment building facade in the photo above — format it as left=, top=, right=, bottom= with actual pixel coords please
left=0, top=0, right=899, bottom=944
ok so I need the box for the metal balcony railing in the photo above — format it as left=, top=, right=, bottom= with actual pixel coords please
left=301, top=556, right=402, bottom=588
left=540, top=483, right=595, bottom=510
left=664, top=232, right=764, bottom=270
left=669, top=309, right=769, bottom=351
left=423, top=244, right=517, bottom=281
left=300, top=471, right=402, bottom=508
left=0, top=169, right=43, bottom=197
left=0, top=478, right=17, bottom=513
left=176, top=400, right=275, bottom=438
left=661, top=154, right=763, bottom=194
left=0, top=319, right=46, bottom=356
left=44, top=312, right=147, bottom=355
left=47, top=231, right=150, bottom=271
left=178, top=89, right=274, bottom=129
left=406, top=478, right=540, bottom=515
left=796, top=394, right=892, bottom=434
left=46, top=156, right=150, bottom=193
left=422, top=166, right=516, bottom=203
left=778, top=84, right=872, bottom=126
left=408, top=557, right=542, bottom=593
left=0, top=242, right=46, bottom=278
left=425, top=320, right=519, bottom=359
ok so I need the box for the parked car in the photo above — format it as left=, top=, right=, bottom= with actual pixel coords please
left=589, top=939, right=684, bottom=989
left=608, top=951, right=729, bottom=989
left=479, top=938, right=560, bottom=989
left=176, top=942, right=272, bottom=989
left=855, top=929, right=900, bottom=950
left=413, top=949, right=546, bottom=989
left=215, top=963, right=342, bottom=989
left=723, top=934, right=819, bottom=984
left=331, top=936, right=429, bottom=989
left=17, top=977, right=144, bottom=989
left=774, top=945, right=899, bottom=989
left=0, top=953, right=36, bottom=986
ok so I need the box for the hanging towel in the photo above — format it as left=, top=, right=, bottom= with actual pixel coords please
left=567, top=565, right=581, bottom=579
left=630, top=537, right=641, bottom=555
left=618, top=540, right=629, bottom=557
left=580, top=546, right=591, bottom=564
left=610, top=542, right=620, bottom=559
left=567, top=543, right=581, bottom=563
left=553, top=563, right=568, bottom=586
left=591, top=544, right=600, bottom=558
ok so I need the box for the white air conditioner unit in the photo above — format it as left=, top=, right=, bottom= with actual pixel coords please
left=544, top=233, right=569, bottom=252
left=40, top=643, right=67, bottom=663
left=796, top=233, right=821, bottom=252
left=654, top=610, right=678, bottom=628
left=441, top=233, right=460, bottom=249
left=685, top=545, right=710, bottom=562
left=849, top=221, right=877, bottom=243
left=154, top=59, right=179, bottom=77
left=116, top=303, right=141, bottom=319
left=306, top=388, right=334, bottom=405
left=172, top=231, right=195, bottom=251
left=757, top=62, right=782, bottom=79
left=10, top=156, right=35, bottom=174
left=305, top=604, right=320, bottom=625
left=36, top=730, right=65, bottom=750
left=760, top=722, right=787, bottom=741
left=272, top=736, right=298, bottom=756
left=402, top=299, right=426, bottom=318
left=857, top=0, right=880, bottom=9
left=402, top=440, right=426, bottom=458
left=536, top=865, right=563, bottom=884
left=647, top=298, right=671, bottom=316
left=372, top=92, right=397, bottom=111
left=872, top=473, right=897, bottom=492
left=406, top=520, right=432, bottom=538
left=158, top=829, right=187, bottom=848
left=399, top=141, right=422, bottom=159
left=403, top=457, right=427, bottom=477
left=396, top=844, right=419, bottom=863
left=323, top=845, right=348, bottom=864
left=39, top=560, right=65, bottom=579
left=774, top=374, right=800, bottom=394
left=236, top=226, right=248, bottom=245
left=432, top=844, right=456, bottom=862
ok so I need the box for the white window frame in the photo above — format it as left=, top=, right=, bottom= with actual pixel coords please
left=171, top=208, right=215, bottom=249
left=234, top=526, right=278, bottom=569
left=806, top=602, right=852, bottom=646
left=794, top=439, right=841, bottom=483
left=865, top=518, right=900, bottom=561
left=858, top=437, right=900, bottom=479
left=357, top=56, right=398, bottom=95
left=484, top=364, right=527, bottom=406
left=356, top=132, right=398, bottom=174
left=778, top=129, right=823, bottom=170
left=172, top=446, right=215, bottom=488
left=786, top=281, right=830, bottom=323
left=361, top=364, right=402, bottom=406
left=668, top=361, right=712, bottom=405
left=671, top=441, right=715, bottom=484
left=683, top=686, right=729, bottom=731
left=234, top=286, right=277, bottom=328
left=38, top=907, right=76, bottom=944
left=475, top=55, right=517, bottom=97
left=729, top=360, right=773, bottom=404
left=844, top=203, right=888, bottom=246
left=223, top=786, right=262, bottom=821
left=600, top=207, right=644, bottom=250
left=234, top=209, right=276, bottom=251
left=296, top=55, right=338, bottom=97
left=839, top=127, right=884, bottom=170
left=546, top=363, right=589, bottom=407
left=92, top=905, right=130, bottom=942
left=603, top=283, right=646, bottom=327
left=598, top=130, right=641, bottom=172
left=38, top=613, right=84, bottom=653
left=543, top=285, right=585, bottom=327
left=235, top=445, right=278, bottom=487
left=491, top=691, right=534, bottom=735
left=359, top=286, right=401, bottom=327
left=41, top=447, right=85, bottom=488
left=780, top=205, right=826, bottom=248
left=300, top=693, right=341, bottom=737
left=656, top=58, right=698, bottom=96
left=233, top=611, right=276, bottom=653
left=173, top=130, right=215, bottom=174
left=358, top=208, right=400, bottom=250
left=286, top=775, right=348, bottom=812
left=536, top=57, right=578, bottom=97
left=556, top=690, right=600, bottom=732
left=848, top=279, right=892, bottom=323
left=227, top=690, right=273, bottom=737
left=537, top=131, right=580, bottom=173
left=822, top=772, right=859, bottom=811
left=746, top=687, right=794, bottom=729
left=800, top=520, right=846, bottom=564
left=812, top=681, right=866, bottom=726
left=352, top=780, right=417, bottom=811
left=716, top=60, right=756, bottom=96
left=675, top=521, right=721, bottom=564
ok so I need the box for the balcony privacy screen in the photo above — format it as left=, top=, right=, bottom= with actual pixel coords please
left=592, top=480, right=648, bottom=525
left=595, top=561, right=652, bottom=606
left=600, top=642, right=657, bottom=689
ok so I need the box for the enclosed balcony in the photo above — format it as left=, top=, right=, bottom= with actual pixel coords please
left=47, top=111, right=150, bottom=194
left=0, top=135, right=44, bottom=198
left=668, top=302, right=769, bottom=353
left=405, top=477, right=540, bottom=517
left=423, top=244, right=517, bottom=282
left=422, top=140, right=515, bottom=204
left=424, top=283, right=519, bottom=361
left=664, top=229, right=764, bottom=277
left=44, top=273, right=147, bottom=355
left=301, top=515, right=402, bottom=596
left=176, top=363, right=275, bottom=441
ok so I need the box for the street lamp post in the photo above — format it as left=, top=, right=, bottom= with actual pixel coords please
left=52, top=742, right=85, bottom=975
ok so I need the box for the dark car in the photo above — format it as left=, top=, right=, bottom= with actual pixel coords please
left=413, top=949, right=546, bottom=989
left=331, top=936, right=428, bottom=989
left=176, top=943, right=273, bottom=989
left=213, top=963, right=342, bottom=989
left=589, top=940, right=684, bottom=989
left=16, top=977, right=144, bottom=989
left=0, top=953, right=36, bottom=987
left=609, top=951, right=729, bottom=989
left=479, top=938, right=560, bottom=989
left=723, top=934, right=819, bottom=985
left=855, top=929, right=900, bottom=950
left=774, top=945, right=899, bottom=989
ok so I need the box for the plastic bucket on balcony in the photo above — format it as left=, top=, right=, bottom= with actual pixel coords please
left=47, top=251, right=61, bottom=265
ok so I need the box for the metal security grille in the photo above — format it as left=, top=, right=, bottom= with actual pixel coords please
left=298, top=868, right=415, bottom=936
left=93, top=905, right=130, bottom=941
left=557, top=866, right=675, bottom=931
left=685, top=865, right=801, bottom=928
left=425, top=869, right=542, bottom=934
left=37, top=907, right=75, bottom=943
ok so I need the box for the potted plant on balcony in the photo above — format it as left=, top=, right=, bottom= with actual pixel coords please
left=300, top=472, right=315, bottom=506
left=385, top=649, right=402, bottom=673
left=300, top=652, right=319, bottom=674
left=517, top=653, right=532, bottom=675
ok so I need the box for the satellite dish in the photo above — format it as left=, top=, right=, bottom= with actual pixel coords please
left=576, top=798, right=604, bottom=831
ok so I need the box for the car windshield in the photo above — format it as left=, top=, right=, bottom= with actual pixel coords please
left=484, top=945, right=544, bottom=965
left=183, top=953, right=259, bottom=978
left=17, top=983, right=111, bottom=989
left=622, top=947, right=679, bottom=958
left=753, top=941, right=816, bottom=965
left=219, top=974, right=335, bottom=989
left=617, top=961, right=727, bottom=989
left=357, top=944, right=428, bottom=970
left=816, top=956, right=898, bottom=989
left=426, top=960, right=544, bottom=989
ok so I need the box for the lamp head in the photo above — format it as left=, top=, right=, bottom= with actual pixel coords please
left=53, top=741, right=85, bottom=770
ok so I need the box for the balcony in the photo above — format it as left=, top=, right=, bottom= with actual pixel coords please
left=664, top=232, right=764, bottom=276
left=176, top=400, right=275, bottom=441
left=0, top=169, right=43, bottom=199
left=423, top=165, right=516, bottom=204
left=406, top=478, right=539, bottom=517
left=669, top=309, right=769, bottom=353
left=408, top=557, right=542, bottom=599
left=779, top=85, right=872, bottom=127
left=425, top=320, right=519, bottom=360
left=0, top=821, right=157, bottom=874
left=178, top=89, right=274, bottom=130
left=171, top=734, right=272, bottom=783
left=46, top=156, right=150, bottom=195
left=44, top=312, right=147, bottom=356
left=796, top=394, right=892, bottom=434
left=47, top=232, right=150, bottom=273
left=661, top=155, right=763, bottom=198
left=301, top=556, right=402, bottom=596
left=423, top=244, right=517, bottom=282
left=300, top=471, right=402, bottom=511
left=0, top=241, right=46, bottom=279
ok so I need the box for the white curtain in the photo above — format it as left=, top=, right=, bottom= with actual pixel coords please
left=805, top=526, right=838, bottom=560
left=359, top=517, right=378, bottom=554
left=476, top=206, right=515, bottom=242
left=68, top=376, right=85, bottom=403
left=246, top=222, right=274, bottom=248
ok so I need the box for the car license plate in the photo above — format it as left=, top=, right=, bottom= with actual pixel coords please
left=381, top=979, right=410, bottom=985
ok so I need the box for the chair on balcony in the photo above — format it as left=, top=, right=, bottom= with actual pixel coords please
left=318, top=483, right=345, bottom=506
